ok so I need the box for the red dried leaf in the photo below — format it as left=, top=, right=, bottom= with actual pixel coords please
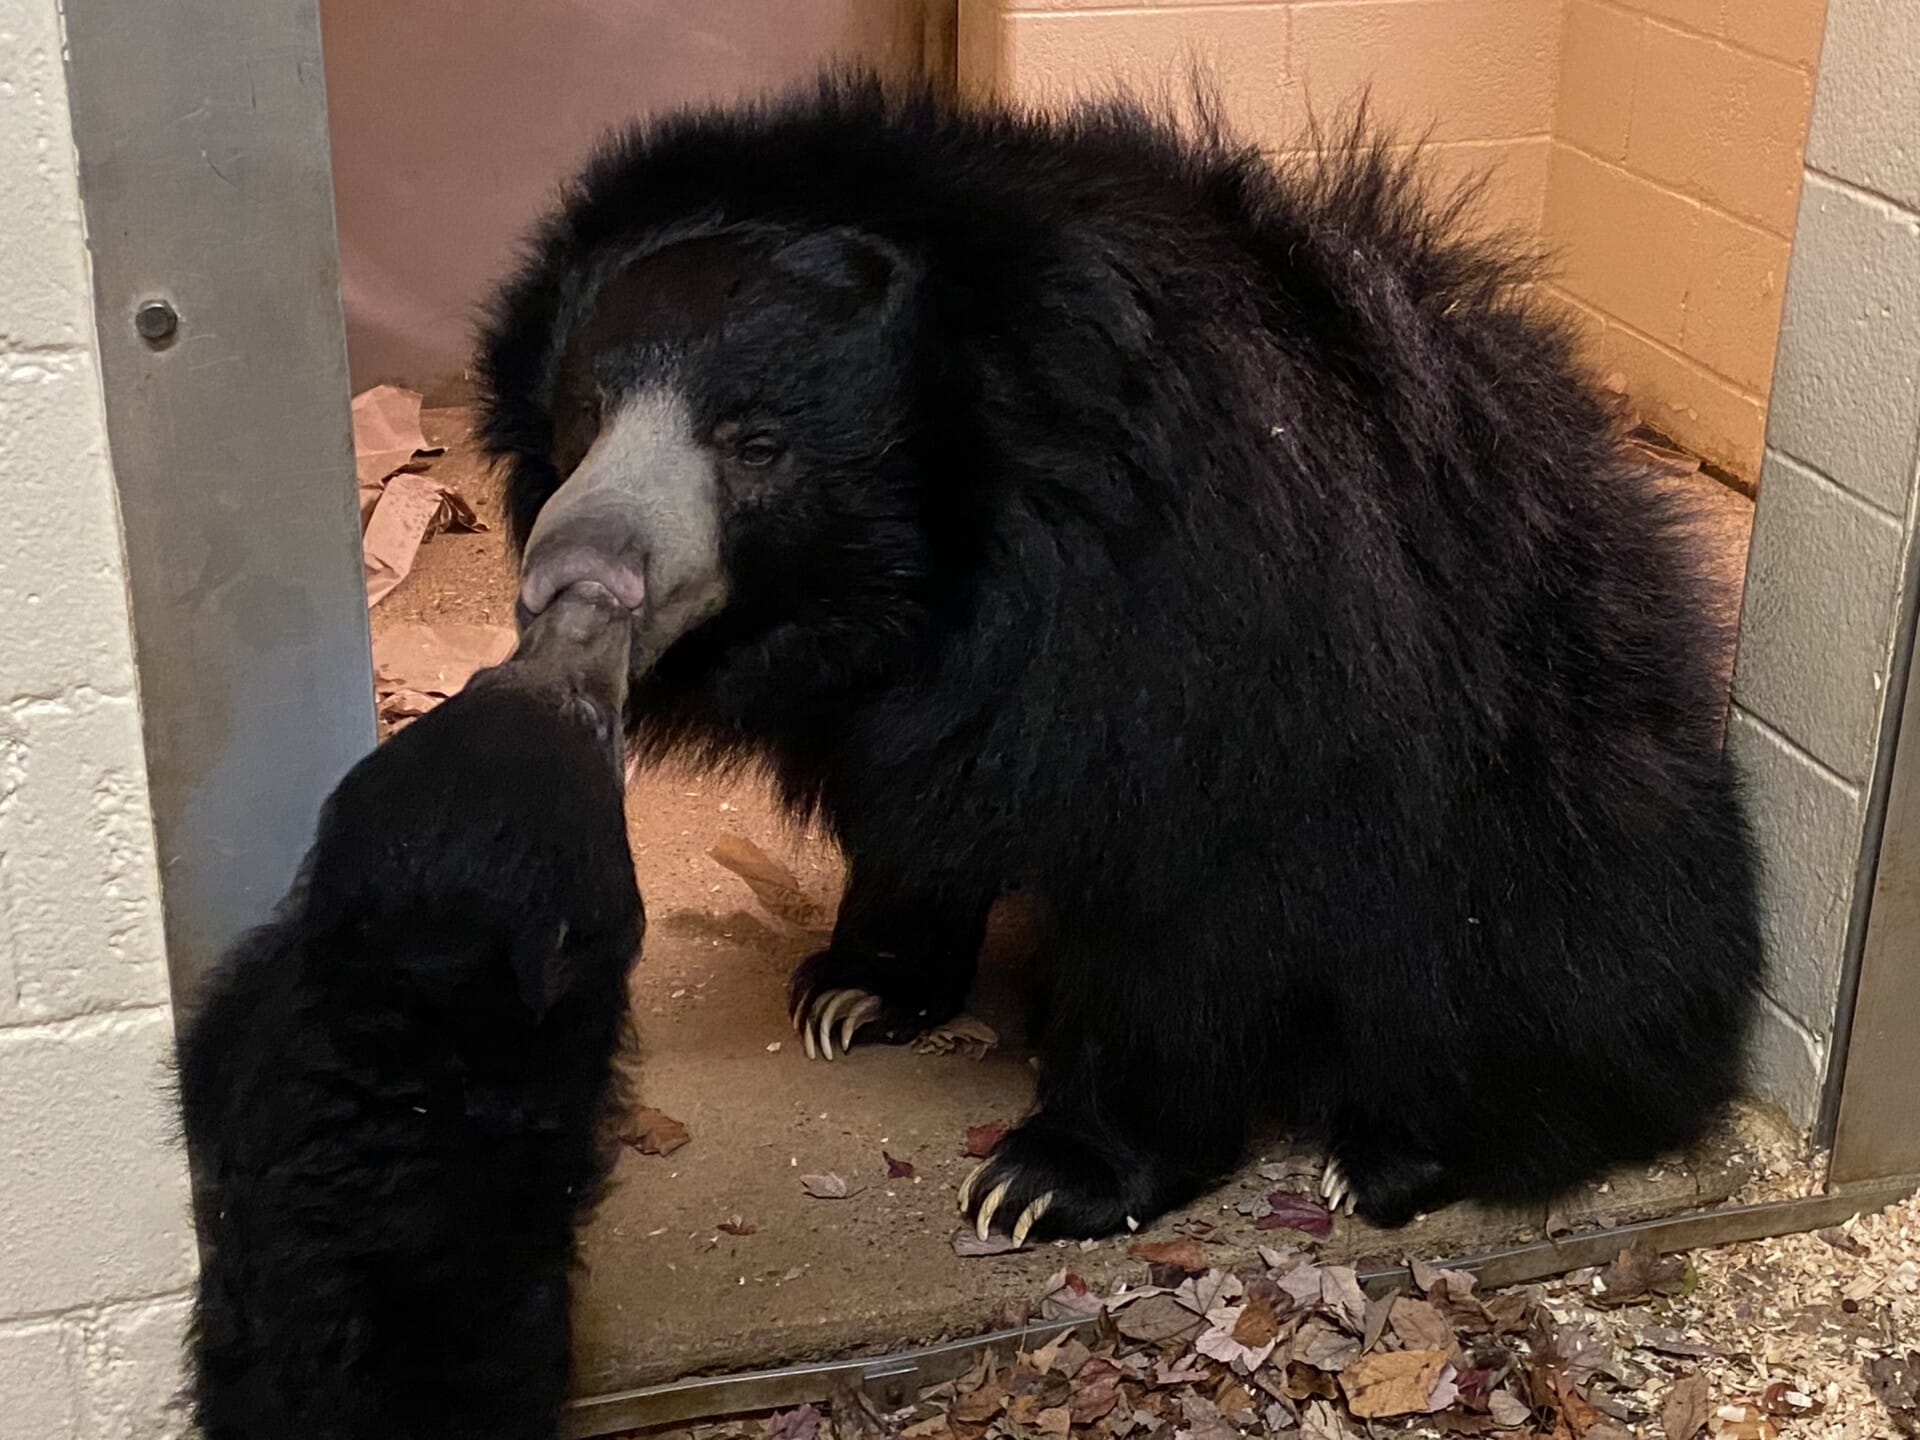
left=885, top=1152, right=915, bottom=1179
left=1255, top=1190, right=1334, bottom=1238
left=964, top=1122, right=1009, bottom=1158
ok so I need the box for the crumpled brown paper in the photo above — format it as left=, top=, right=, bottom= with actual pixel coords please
left=350, top=384, right=483, bottom=605
left=371, top=621, right=514, bottom=729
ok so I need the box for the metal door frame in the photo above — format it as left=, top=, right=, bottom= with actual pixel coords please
left=62, top=0, right=376, bottom=1006
left=1829, top=543, right=1920, bottom=1183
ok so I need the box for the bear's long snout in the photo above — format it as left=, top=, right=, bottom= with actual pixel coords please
left=517, top=387, right=730, bottom=672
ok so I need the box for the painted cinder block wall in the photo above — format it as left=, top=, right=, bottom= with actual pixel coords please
left=1546, top=0, right=1829, bottom=480
left=958, top=0, right=1827, bottom=485
left=960, top=1, right=1564, bottom=241
left=0, top=0, right=196, bottom=1433
left=1726, top=0, right=1920, bottom=1125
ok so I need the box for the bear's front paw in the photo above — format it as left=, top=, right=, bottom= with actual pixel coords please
left=788, top=949, right=947, bottom=1060
left=957, top=1120, right=1150, bottom=1244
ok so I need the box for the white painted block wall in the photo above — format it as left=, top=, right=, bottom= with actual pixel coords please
left=1730, top=0, right=1920, bottom=1128
left=0, top=0, right=196, bottom=1432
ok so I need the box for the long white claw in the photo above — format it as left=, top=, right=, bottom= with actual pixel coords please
left=803, top=1012, right=820, bottom=1061
left=957, top=1160, right=990, bottom=1214
left=1009, top=1192, right=1053, bottom=1247
left=816, top=989, right=863, bottom=1061
left=839, top=993, right=883, bottom=1054
left=1320, top=1159, right=1355, bottom=1216
left=974, top=1179, right=1013, bottom=1241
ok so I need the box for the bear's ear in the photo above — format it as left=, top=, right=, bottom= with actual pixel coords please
left=511, top=919, right=570, bottom=1021
left=769, top=228, right=916, bottom=319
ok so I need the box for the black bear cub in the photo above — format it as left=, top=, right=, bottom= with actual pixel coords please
left=177, top=585, right=641, bottom=1440
left=482, top=75, right=1764, bottom=1241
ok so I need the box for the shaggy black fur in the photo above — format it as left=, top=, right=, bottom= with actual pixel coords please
left=176, top=606, right=641, bottom=1439
left=477, top=75, right=1763, bottom=1236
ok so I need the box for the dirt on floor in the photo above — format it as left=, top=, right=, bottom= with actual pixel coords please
left=357, top=409, right=1918, bottom=1439
left=619, top=1185, right=1919, bottom=1440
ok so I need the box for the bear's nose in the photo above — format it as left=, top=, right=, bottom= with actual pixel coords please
left=518, top=535, right=647, bottom=617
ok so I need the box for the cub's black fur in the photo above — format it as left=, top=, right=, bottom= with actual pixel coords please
left=478, top=75, right=1763, bottom=1236
left=177, top=598, right=641, bottom=1439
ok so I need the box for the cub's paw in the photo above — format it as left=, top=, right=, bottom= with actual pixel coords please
left=788, top=949, right=948, bottom=1060
left=957, top=1121, right=1145, bottom=1244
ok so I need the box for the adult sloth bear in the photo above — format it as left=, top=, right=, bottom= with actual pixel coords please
left=480, top=76, right=1762, bottom=1240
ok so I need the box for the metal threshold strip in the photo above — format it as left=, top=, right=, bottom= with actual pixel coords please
left=563, top=1177, right=1918, bottom=1438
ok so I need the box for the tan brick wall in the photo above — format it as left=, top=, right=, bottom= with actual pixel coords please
left=959, top=0, right=1562, bottom=238
left=957, top=0, right=1829, bottom=483
left=1545, top=0, right=1827, bottom=478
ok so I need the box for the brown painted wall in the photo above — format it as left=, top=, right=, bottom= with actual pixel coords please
left=959, top=0, right=1828, bottom=481
left=961, top=0, right=1563, bottom=239
left=1545, top=0, right=1827, bottom=478
left=319, top=0, right=935, bottom=395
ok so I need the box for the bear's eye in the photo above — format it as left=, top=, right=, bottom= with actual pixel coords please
left=736, top=435, right=784, bottom=468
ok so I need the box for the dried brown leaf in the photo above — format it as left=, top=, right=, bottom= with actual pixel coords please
left=951, top=1383, right=1007, bottom=1424
left=764, top=1404, right=821, bottom=1440
left=912, top=1014, right=1000, bottom=1058
left=1319, top=1266, right=1369, bottom=1332
left=1229, top=1293, right=1279, bottom=1350
left=1361, top=1292, right=1394, bottom=1354
left=1592, top=1239, right=1689, bottom=1307
left=1175, top=1394, right=1239, bottom=1440
left=1285, top=1362, right=1339, bottom=1402
left=884, top=1152, right=915, bottom=1179
left=707, top=835, right=831, bottom=932
left=1291, top=1317, right=1362, bottom=1373
left=950, top=1226, right=1024, bottom=1257
left=1410, top=1256, right=1476, bottom=1298
left=1487, top=1389, right=1532, bottom=1429
left=618, top=1106, right=690, bottom=1156
left=1389, top=1295, right=1456, bottom=1352
left=1067, top=1367, right=1121, bottom=1428
left=1040, top=1271, right=1104, bottom=1322
left=1128, top=1238, right=1209, bottom=1273
left=799, top=1172, right=853, bottom=1199
left=1115, top=1293, right=1203, bottom=1344
left=1341, top=1348, right=1451, bottom=1419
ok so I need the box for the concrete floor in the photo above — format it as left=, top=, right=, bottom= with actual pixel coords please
left=376, top=411, right=1766, bottom=1398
